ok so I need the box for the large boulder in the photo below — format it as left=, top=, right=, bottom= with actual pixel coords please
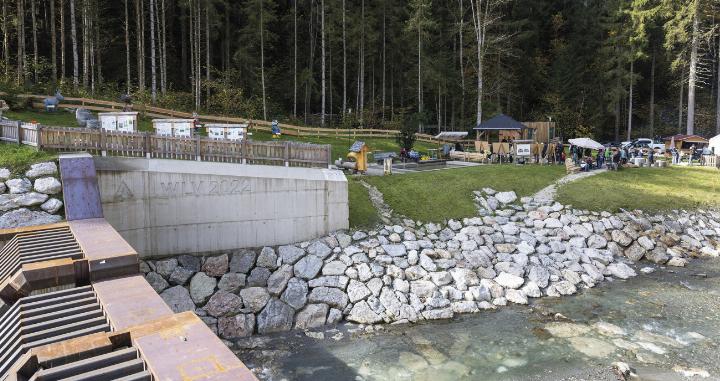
left=495, top=272, right=524, bottom=289
left=202, top=254, right=229, bottom=277
left=189, top=272, right=217, bottom=305
left=295, top=304, right=329, bottom=329
left=217, top=273, right=246, bottom=293
left=33, top=177, right=62, bottom=194
left=204, top=290, right=244, bottom=317
left=160, top=286, right=196, bottom=313
left=0, top=208, right=61, bottom=229
left=347, top=300, right=382, bottom=324
left=5, top=178, right=32, bottom=194
left=307, top=287, right=349, bottom=309
left=280, top=278, right=308, bottom=310
left=256, top=247, right=279, bottom=269
left=218, top=314, right=255, bottom=339
left=145, top=272, right=169, bottom=293
left=267, top=265, right=294, bottom=295
left=278, top=245, right=305, bottom=264
left=229, top=250, right=256, bottom=273
left=240, top=287, right=271, bottom=313
left=40, top=198, right=63, bottom=214
left=495, top=191, right=517, bottom=204
left=257, top=299, right=295, bottom=334
left=25, top=162, right=58, bottom=178
left=294, top=255, right=323, bottom=279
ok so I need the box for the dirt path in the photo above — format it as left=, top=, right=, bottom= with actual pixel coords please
left=533, top=168, right=607, bottom=202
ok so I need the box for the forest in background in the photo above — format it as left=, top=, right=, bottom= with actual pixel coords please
left=1, top=0, right=720, bottom=141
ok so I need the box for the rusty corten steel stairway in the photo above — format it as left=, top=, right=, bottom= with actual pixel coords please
left=0, top=153, right=256, bottom=381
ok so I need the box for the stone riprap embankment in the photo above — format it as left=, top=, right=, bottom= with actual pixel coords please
left=140, top=189, right=720, bottom=345
left=0, top=162, right=64, bottom=228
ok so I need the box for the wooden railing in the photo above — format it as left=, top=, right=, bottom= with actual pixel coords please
left=0, top=120, right=331, bottom=168
left=704, top=155, right=719, bottom=169
left=19, top=94, right=472, bottom=146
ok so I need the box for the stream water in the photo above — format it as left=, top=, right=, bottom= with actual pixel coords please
left=236, top=258, right=720, bottom=380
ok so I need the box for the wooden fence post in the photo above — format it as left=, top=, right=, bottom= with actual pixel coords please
left=284, top=141, right=290, bottom=167
left=36, top=126, right=42, bottom=149
left=16, top=121, right=22, bottom=145
left=241, top=139, right=248, bottom=164
left=100, top=128, right=107, bottom=156
left=195, top=135, right=202, bottom=161
left=326, top=144, right=332, bottom=169
left=145, top=133, right=152, bottom=158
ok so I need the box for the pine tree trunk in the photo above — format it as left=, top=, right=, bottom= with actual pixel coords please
left=135, top=0, right=143, bottom=91
left=341, top=0, right=346, bottom=114
left=124, top=0, right=130, bottom=92
left=2, top=0, right=8, bottom=77
left=716, top=35, right=720, bottom=135
left=471, top=0, right=484, bottom=125
left=459, top=0, right=464, bottom=126
left=149, top=0, right=156, bottom=102
left=320, top=0, right=325, bottom=126
left=60, top=0, right=65, bottom=79
left=205, top=0, right=209, bottom=100
left=259, top=0, right=267, bottom=120
left=417, top=27, right=422, bottom=132
left=381, top=0, right=386, bottom=120
left=181, top=4, right=187, bottom=85
left=649, top=49, right=655, bottom=138
left=17, top=0, right=25, bottom=85
left=82, top=0, right=88, bottom=89
left=50, top=0, right=57, bottom=83
left=627, top=60, right=633, bottom=140
left=293, top=0, right=297, bottom=117
left=160, top=0, right=166, bottom=94
left=70, top=0, right=78, bottom=88
left=686, top=5, right=698, bottom=135
left=359, top=0, right=365, bottom=121
left=30, top=0, right=37, bottom=82
left=679, top=69, right=684, bottom=134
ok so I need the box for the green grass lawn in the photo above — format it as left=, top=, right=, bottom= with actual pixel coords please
left=557, top=166, right=720, bottom=212
left=0, top=143, right=57, bottom=175
left=348, top=178, right=381, bottom=228
left=363, top=165, right=566, bottom=222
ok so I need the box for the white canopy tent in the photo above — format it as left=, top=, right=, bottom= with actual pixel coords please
left=568, top=137, right=604, bottom=150
left=709, top=134, right=720, bottom=154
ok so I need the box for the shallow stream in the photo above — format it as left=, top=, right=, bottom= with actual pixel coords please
left=236, top=258, right=720, bottom=380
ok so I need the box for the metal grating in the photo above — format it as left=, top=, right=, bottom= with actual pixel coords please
left=0, top=226, right=83, bottom=283
left=0, top=286, right=111, bottom=379
left=27, top=346, right=151, bottom=381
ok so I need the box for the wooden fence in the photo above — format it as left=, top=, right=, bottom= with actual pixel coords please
left=18, top=94, right=473, bottom=146
left=0, top=119, right=331, bottom=168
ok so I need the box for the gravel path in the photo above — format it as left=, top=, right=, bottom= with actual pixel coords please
left=533, top=168, right=607, bottom=202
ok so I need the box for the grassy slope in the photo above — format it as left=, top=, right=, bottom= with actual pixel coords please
left=348, top=178, right=381, bottom=228
left=0, top=144, right=56, bottom=175
left=557, top=166, right=720, bottom=212
left=364, top=165, right=565, bottom=222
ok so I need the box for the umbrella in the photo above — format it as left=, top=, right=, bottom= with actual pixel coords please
left=568, top=138, right=604, bottom=150
left=670, top=135, right=675, bottom=150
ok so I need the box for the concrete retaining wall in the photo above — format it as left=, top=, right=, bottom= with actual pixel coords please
left=94, top=157, right=348, bottom=258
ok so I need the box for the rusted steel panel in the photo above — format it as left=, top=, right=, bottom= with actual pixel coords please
left=0, top=222, right=68, bottom=241
left=68, top=218, right=139, bottom=281
left=130, top=312, right=258, bottom=381
left=59, top=153, right=104, bottom=221
left=92, top=275, right=173, bottom=331
left=33, top=331, right=114, bottom=367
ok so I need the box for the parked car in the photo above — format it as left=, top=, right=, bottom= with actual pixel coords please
left=622, top=138, right=665, bottom=151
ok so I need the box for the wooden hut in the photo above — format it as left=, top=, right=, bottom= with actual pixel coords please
left=664, top=134, right=708, bottom=152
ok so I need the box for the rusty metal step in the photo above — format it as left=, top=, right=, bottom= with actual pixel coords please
left=0, top=286, right=111, bottom=379
left=31, top=347, right=143, bottom=381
